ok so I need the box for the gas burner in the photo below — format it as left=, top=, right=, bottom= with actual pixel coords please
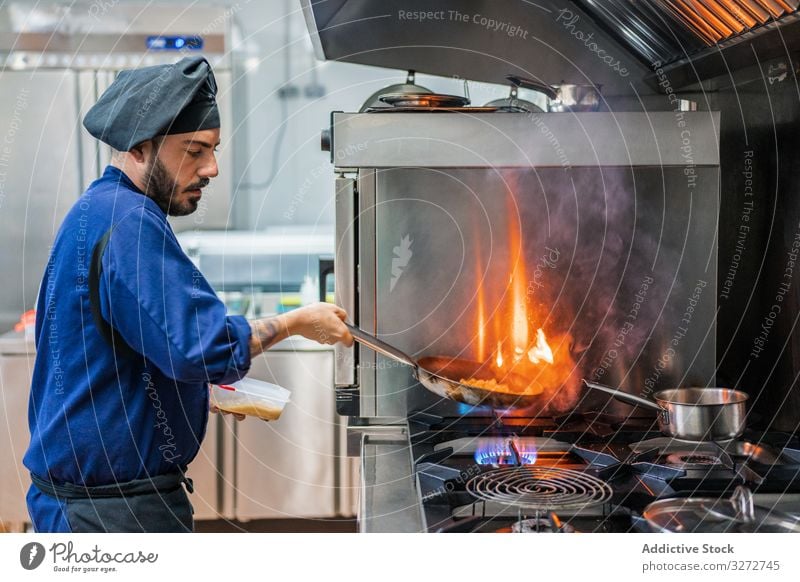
left=466, top=466, right=613, bottom=511
left=510, top=515, right=576, bottom=533
left=473, top=437, right=538, bottom=465
left=408, top=414, right=800, bottom=532
left=630, top=437, right=727, bottom=454
left=665, top=453, right=724, bottom=468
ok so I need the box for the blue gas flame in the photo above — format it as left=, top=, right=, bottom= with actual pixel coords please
left=474, top=438, right=537, bottom=465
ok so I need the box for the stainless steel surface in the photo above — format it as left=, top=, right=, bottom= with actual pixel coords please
left=506, top=75, right=558, bottom=100
left=331, top=112, right=721, bottom=168
left=585, top=381, right=748, bottom=441
left=235, top=348, right=357, bottom=519
left=0, top=4, right=229, bottom=68
left=346, top=323, right=416, bottom=367
left=0, top=331, right=34, bottom=526
left=483, top=96, right=543, bottom=114
left=643, top=486, right=800, bottom=533
left=550, top=83, right=603, bottom=112
left=357, top=170, right=378, bottom=417
left=298, top=0, right=648, bottom=94
left=583, top=381, right=663, bottom=411
left=466, top=466, right=613, bottom=512
left=631, top=437, right=791, bottom=466
left=337, top=145, right=720, bottom=421
left=0, top=70, right=79, bottom=331
left=335, top=178, right=357, bottom=388
left=77, top=70, right=114, bottom=191
left=506, top=75, right=602, bottom=112
left=185, top=410, right=231, bottom=520
left=357, top=165, right=718, bottom=419
left=578, top=0, right=706, bottom=64
left=359, top=427, right=423, bottom=532
left=177, top=228, right=333, bottom=292
left=358, top=77, right=432, bottom=112
left=655, top=387, right=748, bottom=441
left=379, top=93, right=469, bottom=108
left=0, top=33, right=225, bottom=64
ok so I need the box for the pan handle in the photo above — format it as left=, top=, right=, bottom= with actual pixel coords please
left=345, top=323, right=417, bottom=369
left=506, top=75, right=558, bottom=100
left=583, top=380, right=663, bottom=412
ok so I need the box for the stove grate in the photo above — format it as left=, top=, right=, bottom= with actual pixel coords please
left=466, top=466, right=613, bottom=511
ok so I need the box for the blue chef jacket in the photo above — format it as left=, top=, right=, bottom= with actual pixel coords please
left=24, top=166, right=251, bottom=531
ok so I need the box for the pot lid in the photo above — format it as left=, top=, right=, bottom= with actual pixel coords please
left=643, top=486, right=800, bottom=533
left=358, top=70, right=433, bottom=112
left=379, top=92, right=470, bottom=108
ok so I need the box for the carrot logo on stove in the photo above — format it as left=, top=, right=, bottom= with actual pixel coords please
left=390, top=234, right=413, bottom=292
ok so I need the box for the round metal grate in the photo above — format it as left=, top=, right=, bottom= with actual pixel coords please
left=466, top=466, right=613, bottom=511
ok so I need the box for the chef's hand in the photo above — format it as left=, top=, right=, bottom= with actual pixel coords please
left=288, top=302, right=353, bottom=347
left=210, top=404, right=246, bottom=421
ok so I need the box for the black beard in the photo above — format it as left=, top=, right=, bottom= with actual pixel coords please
left=144, top=156, right=206, bottom=217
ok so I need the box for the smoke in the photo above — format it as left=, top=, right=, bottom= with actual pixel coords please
left=506, top=166, right=674, bottom=412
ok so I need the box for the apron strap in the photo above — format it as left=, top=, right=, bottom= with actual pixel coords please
left=88, top=227, right=138, bottom=360
left=31, top=469, right=192, bottom=500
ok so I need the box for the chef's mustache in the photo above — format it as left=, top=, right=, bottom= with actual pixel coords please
left=184, top=178, right=210, bottom=192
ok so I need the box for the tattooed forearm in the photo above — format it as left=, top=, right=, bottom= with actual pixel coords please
left=248, top=316, right=289, bottom=357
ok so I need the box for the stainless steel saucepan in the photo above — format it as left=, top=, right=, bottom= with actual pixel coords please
left=347, top=323, right=541, bottom=408
left=500, top=75, right=603, bottom=112
left=583, top=380, right=748, bottom=441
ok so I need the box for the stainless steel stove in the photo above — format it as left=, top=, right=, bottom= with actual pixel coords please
left=401, top=411, right=800, bottom=533
left=321, top=75, right=800, bottom=533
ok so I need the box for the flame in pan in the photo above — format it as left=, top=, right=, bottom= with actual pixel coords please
left=528, top=328, right=554, bottom=365
left=468, top=173, right=580, bottom=413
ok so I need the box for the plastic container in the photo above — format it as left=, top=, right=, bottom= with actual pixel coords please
left=210, top=378, right=291, bottom=421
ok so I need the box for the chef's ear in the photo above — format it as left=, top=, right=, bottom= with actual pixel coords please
left=128, top=142, right=148, bottom=164
left=129, top=137, right=162, bottom=164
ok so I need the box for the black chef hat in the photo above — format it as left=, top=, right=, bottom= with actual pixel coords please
left=83, top=56, right=219, bottom=152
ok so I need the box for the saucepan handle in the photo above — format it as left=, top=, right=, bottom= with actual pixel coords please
left=506, top=75, right=558, bottom=100
left=345, top=323, right=417, bottom=369
left=583, top=380, right=664, bottom=412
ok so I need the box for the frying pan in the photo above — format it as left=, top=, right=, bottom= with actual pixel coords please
left=346, top=323, right=541, bottom=408
left=583, top=380, right=748, bottom=441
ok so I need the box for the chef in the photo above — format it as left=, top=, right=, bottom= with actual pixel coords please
left=23, top=56, right=353, bottom=532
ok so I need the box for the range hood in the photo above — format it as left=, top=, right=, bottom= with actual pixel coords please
left=579, top=0, right=799, bottom=64
left=301, top=0, right=800, bottom=92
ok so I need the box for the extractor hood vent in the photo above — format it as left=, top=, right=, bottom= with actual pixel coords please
left=578, top=0, right=800, bottom=65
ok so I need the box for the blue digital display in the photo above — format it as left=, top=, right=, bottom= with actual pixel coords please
left=146, top=36, right=204, bottom=51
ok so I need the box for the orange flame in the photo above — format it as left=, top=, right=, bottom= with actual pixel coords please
left=476, top=253, right=486, bottom=362
left=528, top=328, right=554, bottom=364
left=473, top=174, right=580, bottom=414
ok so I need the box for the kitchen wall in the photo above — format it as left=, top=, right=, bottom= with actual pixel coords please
left=227, top=0, right=538, bottom=229
left=0, top=0, right=521, bottom=330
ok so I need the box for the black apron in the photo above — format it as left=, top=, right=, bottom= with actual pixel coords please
left=31, top=470, right=195, bottom=533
